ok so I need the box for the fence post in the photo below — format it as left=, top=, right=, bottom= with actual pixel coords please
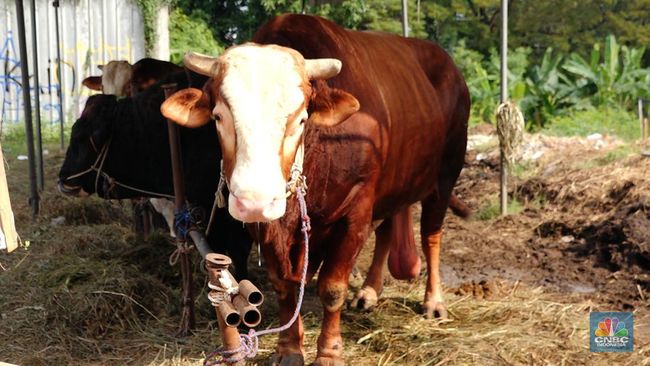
left=639, top=99, right=644, bottom=140
left=30, top=0, right=44, bottom=191
left=53, top=0, right=64, bottom=150
left=15, top=0, right=39, bottom=218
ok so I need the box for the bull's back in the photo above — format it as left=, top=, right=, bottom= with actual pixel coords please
left=254, top=15, right=469, bottom=216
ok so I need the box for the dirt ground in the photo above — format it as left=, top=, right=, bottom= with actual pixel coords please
left=1, top=126, right=648, bottom=365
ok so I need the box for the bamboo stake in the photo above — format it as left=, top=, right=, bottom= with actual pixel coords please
left=0, top=143, right=18, bottom=253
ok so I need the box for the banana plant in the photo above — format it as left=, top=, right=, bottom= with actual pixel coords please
left=563, top=35, right=650, bottom=108
left=522, top=48, right=587, bottom=128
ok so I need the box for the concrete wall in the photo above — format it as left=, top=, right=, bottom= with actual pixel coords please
left=0, top=0, right=145, bottom=126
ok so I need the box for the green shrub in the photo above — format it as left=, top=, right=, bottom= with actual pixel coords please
left=476, top=196, right=524, bottom=221
left=170, top=8, right=224, bottom=65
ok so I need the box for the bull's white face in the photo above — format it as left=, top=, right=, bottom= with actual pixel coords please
left=100, top=61, right=133, bottom=96
left=161, top=44, right=360, bottom=223
left=217, top=46, right=309, bottom=222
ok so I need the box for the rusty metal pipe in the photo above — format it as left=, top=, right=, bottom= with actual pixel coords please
left=217, top=301, right=241, bottom=327
left=238, top=280, right=264, bottom=306
left=205, top=253, right=243, bottom=364
left=232, top=294, right=262, bottom=328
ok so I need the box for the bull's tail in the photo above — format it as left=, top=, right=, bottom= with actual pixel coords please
left=449, top=194, right=472, bottom=219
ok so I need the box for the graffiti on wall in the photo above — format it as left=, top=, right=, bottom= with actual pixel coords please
left=0, top=30, right=135, bottom=126
left=0, top=0, right=145, bottom=127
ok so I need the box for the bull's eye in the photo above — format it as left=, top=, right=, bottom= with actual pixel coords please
left=212, top=113, right=222, bottom=122
left=300, top=118, right=306, bottom=125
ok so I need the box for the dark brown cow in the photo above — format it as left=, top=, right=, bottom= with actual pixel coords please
left=162, top=15, right=469, bottom=366
left=81, top=57, right=185, bottom=237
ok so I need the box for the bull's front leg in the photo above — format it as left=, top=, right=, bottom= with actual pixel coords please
left=314, top=218, right=371, bottom=366
left=267, top=267, right=305, bottom=366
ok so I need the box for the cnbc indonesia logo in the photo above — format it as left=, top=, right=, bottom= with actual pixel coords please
left=595, top=317, right=629, bottom=343
left=590, top=313, right=633, bottom=352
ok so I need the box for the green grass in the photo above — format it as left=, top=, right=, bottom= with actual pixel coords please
left=511, top=160, right=538, bottom=179
left=574, top=144, right=636, bottom=169
left=476, top=195, right=525, bottom=220
left=1, top=121, right=70, bottom=156
left=542, top=106, right=640, bottom=141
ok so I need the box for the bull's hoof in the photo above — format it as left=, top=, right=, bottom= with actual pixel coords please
left=269, top=353, right=305, bottom=366
left=312, top=356, right=344, bottom=366
left=350, top=286, right=378, bottom=310
left=422, top=301, right=448, bottom=320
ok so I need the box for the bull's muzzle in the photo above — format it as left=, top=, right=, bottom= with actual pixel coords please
left=228, top=192, right=286, bottom=223
left=57, top=179, right=89, bottom=197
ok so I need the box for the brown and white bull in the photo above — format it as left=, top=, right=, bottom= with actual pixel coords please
left=82, top=57, right=183, bottom=97
left=162, top=15, right=469, bottom=366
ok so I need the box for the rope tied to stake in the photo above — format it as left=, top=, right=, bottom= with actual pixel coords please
left=174, top=209, right=193, bottom=240
left=496, top=101, right=525, bottom=167
left=169, top=207, right=202, bottom=266
left=203, top=185, right=311, bottom=366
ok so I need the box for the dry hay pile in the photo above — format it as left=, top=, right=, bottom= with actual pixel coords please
left=1, top=148, right=649, bottom=365
left=0, top=193, right=214, bottom=365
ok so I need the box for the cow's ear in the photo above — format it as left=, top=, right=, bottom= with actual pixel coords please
left=82, top=76, right=102, bottom=91
left=161, top=88, right=212, bottom=128
left=97, top=64, right=104, bottom=71
left=308, top=81, right=359, bottom=126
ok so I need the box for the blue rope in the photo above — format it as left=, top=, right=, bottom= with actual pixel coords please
left=174, top=209, right=193, bottom=240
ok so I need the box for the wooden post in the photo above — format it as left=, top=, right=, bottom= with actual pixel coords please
left=499, top=0, right=509, bottom=216
left=641, top=117, right=650, bottom=158
left=639, top=99, right=644, bottom=139
left=0, top=143, right=19, bottom=253
left=162, top=83, right=195, bottom=336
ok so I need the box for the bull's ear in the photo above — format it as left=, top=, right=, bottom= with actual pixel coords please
left=308, top=81, right=360, bottom=126
left=97, top=64, right=104, bottom=71
left=161, top=88, right=212, bottom=128
left=82, top=76, right=102, bottom=91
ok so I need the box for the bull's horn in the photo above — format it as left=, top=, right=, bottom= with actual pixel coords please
left=305, top=58, right=342, bottom=80
left=183, top=52, right=220, bottom=76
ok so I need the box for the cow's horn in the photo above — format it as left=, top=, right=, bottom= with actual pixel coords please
left=305, top=58, right=342, bottom=80
left=183, top=52, right=220, bottom=76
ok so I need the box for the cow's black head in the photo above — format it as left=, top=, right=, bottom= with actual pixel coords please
left=58, top=94, right=117, bottom=197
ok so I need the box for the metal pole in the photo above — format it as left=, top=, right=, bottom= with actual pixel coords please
left=499, top=0, right=508, bottom=216
left=401, top=0, right=409, bottom=37
left=30, top=0, right=44, bottom=191
left=53, top=0, right=64, bottom=150
left=15, top=0, right=39, bottom=217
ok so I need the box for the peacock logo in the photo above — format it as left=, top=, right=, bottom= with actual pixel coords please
left=595, top=317, right=628, bottom=337
left=590, top=312, right=633, bottom=352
